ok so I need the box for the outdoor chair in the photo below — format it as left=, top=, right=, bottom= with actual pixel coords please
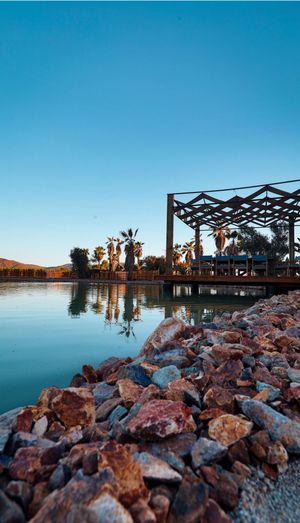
left=232, top=255, right=249, bottom=276
left=252, top=255, right=268, bottom=276
left=198, top=256, right=214, bottom=275
left=215, top=256, right=231, bottom=276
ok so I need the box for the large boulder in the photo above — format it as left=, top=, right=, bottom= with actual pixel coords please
left=127, top=400, right=196, bottom=441
left=208, top=415, right=253, bottom=446
left=51, top=388, right=96, bottom=429
left=140, top=318, right=187, bottom=356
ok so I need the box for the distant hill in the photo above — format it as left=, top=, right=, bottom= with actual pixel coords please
left=0, top=258, right=71, bottom=270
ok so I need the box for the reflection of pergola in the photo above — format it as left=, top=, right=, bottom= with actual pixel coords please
left=166, top=180, right=300, bottom=273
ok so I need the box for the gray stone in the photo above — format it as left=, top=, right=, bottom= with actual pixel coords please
left=287, top=368, right=300, bottom=383
left=92, top=383, right=117, bottom=408
left=133, top=452, right=182, bottom=483
left=5, top=481, right=33, bottom=512
left=256, top=381, right=280, bottom=401
left=0, top=490, right=26, bottom=523
left=152, top=365, right=181, bottom=389
left=191, top=437, right=227, bottom=469
left=108, top=406, right=128, bottom=424
left=241, top=400, right=300, bottom=453
left=89, top=491, right=133, bottom=522
left=0, top=407, right=23, bottom=453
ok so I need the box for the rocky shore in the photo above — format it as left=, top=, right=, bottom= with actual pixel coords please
left=1, top=291, right=300, bottom=522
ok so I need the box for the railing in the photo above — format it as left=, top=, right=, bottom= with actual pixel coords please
left=0, top=268, right=47, bottom=279
left=91, top=270, right=160, bottom=281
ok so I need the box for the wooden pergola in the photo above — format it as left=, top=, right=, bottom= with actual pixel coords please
left=166, top=180, right=300, bottom=274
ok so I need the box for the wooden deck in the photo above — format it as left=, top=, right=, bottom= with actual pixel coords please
left=156, top=274, right=300, bottom=290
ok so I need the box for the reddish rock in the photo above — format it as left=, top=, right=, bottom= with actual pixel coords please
left=285, top=386, right=300, bottom=402
left=127, top=400, right=196, bottom=441
left=204, top=386, right=235, bottom=413
left=208, top=415, right=253, bottom=446
left=227, top=440, right=250, bottom=465
left=211, top=360, right=243, bottom=387
left=29, top=468, right=117, bottom=522
left=142, top=433, right=197, bottom=458
left=0, top=490, right=26, bottom=523
left=222, top=331, right=243, bottom=344
left=133, top=452, right=182, bottom=483
left=214, top=473, right=239, bottom=510
left=99, top=442, right=148, bottom=507
left=51, top=388, right=96, bottom=429
left=253, top=367, right=282, bottom=389
left=261, top=462, right=278, bottom=481
left=139, top=384, right=161, bottom=404
left=28, top=482, right=50, bottom=519
left=82, top=364, right=98, bottom=384
left=15, top=408, right=35, bottom=433
left=199, top=408, right=227, bottom=421
left=140, top=317, right=187, bottom=356
left=211, top=345, right=245, bottom=363
left=88, top=491, right=133, bottom=523
left=165, top=379, right=198, bottom=402
left=37, top=387, right=60, bottom=410
left=201, top=465, right=220, bottom=487
left=9, top=446, right=59, bottom=484
left=140, top=362, right=160, bottom=376
left=96, top=357, right=131, bottom=381
left=203, top=498, right=232, bottom=523
left=5, top=480, right=33, bottom=513
left=117, top=379, right=143, bottom=408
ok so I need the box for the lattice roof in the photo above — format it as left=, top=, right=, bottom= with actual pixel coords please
left=173, top=182, right=300, bottom=230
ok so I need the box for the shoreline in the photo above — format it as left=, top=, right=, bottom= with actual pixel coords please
left=1, top=291, right=300, bottom=522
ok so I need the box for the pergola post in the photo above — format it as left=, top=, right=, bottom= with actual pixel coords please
left=289, top=218, right=295, bottom=264
left=166, top=194, right=174, bottom=274
left=195, top=227, right=200, bottom=259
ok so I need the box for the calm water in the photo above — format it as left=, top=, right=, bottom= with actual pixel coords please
left=0, top=282, right=259, bottom=414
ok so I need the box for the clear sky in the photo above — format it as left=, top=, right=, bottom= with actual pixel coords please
left=1, top=1, right=300, bottom=266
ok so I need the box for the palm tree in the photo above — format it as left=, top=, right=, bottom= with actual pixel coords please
left=182, top=240, right=195, bottom=271
left=93, top=246, right=106, bottom=269
left=120, top=228, right=138, bottom=280
left=173, top=243, right=182, bottom=274
left=115, top=238, right=124, bottom=267
left=135, top=241, right=144, bottom=271
left=106, top=237, right=115, bottom=271
left=209, top=225, right=230, bottom=255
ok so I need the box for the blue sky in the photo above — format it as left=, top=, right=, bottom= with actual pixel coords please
left=1, top=2, right=300, bottom=265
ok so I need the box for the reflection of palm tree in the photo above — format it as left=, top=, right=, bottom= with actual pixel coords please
left=118, top=285, right=140, bottom=339
left=91, top=286, right=103, bottom=315
left=68, top=283, right=89, bottom=316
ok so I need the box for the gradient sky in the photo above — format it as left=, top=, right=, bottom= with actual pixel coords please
left=1, top=2, right=300, bottom=266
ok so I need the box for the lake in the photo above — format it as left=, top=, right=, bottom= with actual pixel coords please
left=0, top=282, right=260, bottom=414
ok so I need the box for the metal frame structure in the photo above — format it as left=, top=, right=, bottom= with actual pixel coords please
left=166, top=180, right=300, bottom=273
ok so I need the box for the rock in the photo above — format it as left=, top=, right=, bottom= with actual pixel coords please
left=96, top=357, right=129, bottom=381
left=0, top=490, right=26, bottom=523
left=143, top=433, right=197, bottom=458
left=51, top=388, right=96, bottom=429
left=82, top=364, right=98, bottom=384
left=88, top=491, right=133, bottom=523
left=151, top=366, right=181, bottom=389
left=253, top=367, right=282, bottom=389
left=140, top=317, right=187, bottom=356
left=5, top=480, right=33, bottom=512
left=148, top=347, right=190, bottom=369
left=14, top=407, right=36, bottom=433
left=129, top=499, right=156, bottom=523
left=190, top=437, right=227, bottom=469
left=199, top=408, right=227, bottom=421
left=139, top=384, right=161, bottom=404
left=231, top=460, right=251, bottom=480
left=127, top=400, right=196, bottom=440
left=108, top=406, right=128, bottom=425
left=32, top=416, right=48, bottom=438
left=27, top=481, right=49, bottom=519
left=256, top=381, right=280, bottom=401
left=211, top=345, right=247, bottom=363
left=120, top=363, right=152, bottom=387
left=168, top=475, right=208, bottom=523
left=96, top=398, right=122, bottom=422
left=133, top=452, right=182, bottom=483
left=241, top=399, right=300, bottom=453
left=98, top=443, right=148, bottom=507
left=266, top=441, right=288, bottom=465
left=149, top=494, right=170, bottom=523
left=9, top=445, right=62, bottom=484
left=0, top=407, right=23, bottom=453
left=117, top=379, right=143, bottom=408
left=48, top=464, right=72, bottom=490
left=287, top=367, right=300, bottom=383
left=92, top=383, right=117, bottom=407
left=208, top=415, right=253, bottom=446
left=227, top=440, right=250, bottom=465
left=203, top=386, right=235, bottom=413
left=202, top=498, right=232, bottom=523
left=8, top=431, right=55, bottom=454
left=214, top=471, right=239, bottom=510
left=164, top=379, right=199, bottom=404
left=29, top=468, right=117, bottom=522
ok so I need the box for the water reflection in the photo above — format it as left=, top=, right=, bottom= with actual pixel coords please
left=67, top=282, right=260, bottom=337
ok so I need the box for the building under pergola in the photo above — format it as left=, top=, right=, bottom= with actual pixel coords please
left=166, top=180, right=300, bottom=274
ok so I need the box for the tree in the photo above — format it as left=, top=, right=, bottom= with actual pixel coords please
left=106, top=237, right=115, bottom=271
left=224, top=230, right=243, bottom=256
left=115, top=238, right=124, bottom=267
left=143, top=255, right=166, bottom=274
left=268, top=222, right=289, bottom=261
left=135, top=241, right=144, bottom=271
left=182, top=240, right=195, bottom=271
left=120, top=228, right=138, bottom=280
left=209, top=225, right=230, bottom=255
left=172, top=244, right=182, bottom=274
left=93, top=246, right=106, bottom=269
left=69, top=248, right=90, bottom=278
